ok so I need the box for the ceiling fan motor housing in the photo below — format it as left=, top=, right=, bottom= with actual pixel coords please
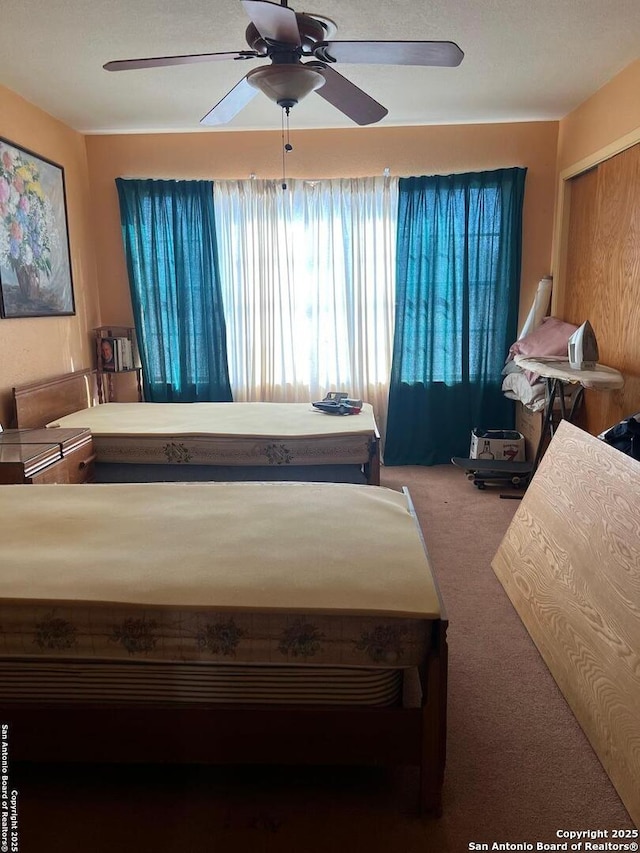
left=244, top=12, right=331, bottom=108
left=244, top=14, right=328, bottom=56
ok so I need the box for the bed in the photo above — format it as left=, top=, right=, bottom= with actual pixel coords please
left=0, top=480, right=447, bottom=815
left=12, top=369, right=380, bottom=484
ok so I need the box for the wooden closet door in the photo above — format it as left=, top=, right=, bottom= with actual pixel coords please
left=563, top=143, right=640, bottom=436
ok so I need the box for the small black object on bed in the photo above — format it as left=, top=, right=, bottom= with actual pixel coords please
left=312, top=391, right=363, bottom=415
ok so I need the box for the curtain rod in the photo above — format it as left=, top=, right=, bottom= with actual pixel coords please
left=119, top=169, right=394, bottom=182
left=246, top=168, right=392, bottom=180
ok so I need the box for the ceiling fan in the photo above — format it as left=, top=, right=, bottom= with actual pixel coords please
left=104, top=0, right=464, bottom=127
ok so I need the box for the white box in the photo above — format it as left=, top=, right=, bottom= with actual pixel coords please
left=470, top=429, right=525, bottom=463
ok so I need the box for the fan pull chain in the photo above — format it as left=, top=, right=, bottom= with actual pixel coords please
left=281, top=106, right=293, bottom=190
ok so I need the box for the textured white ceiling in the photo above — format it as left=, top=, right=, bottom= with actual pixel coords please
left=1, top=0, right=639, bottom=134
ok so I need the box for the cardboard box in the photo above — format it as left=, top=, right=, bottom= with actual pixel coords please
left=515, top=403, right=543, bottom=462
left=470, top=428, right=525, bottom=462
left=515, top=400, right=569, bottom=463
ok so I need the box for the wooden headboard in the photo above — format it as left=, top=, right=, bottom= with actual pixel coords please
left=13, top=370, right=99, bottom=429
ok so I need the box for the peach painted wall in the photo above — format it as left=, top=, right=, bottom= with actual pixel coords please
left=0, top=85, right=101, bottom=427
left=557, top=59, right=640, bottom=173
left=86, top=120, right=558, bottom=340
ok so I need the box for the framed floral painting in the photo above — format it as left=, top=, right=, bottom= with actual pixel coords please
left=0, top=137, right=75, bottom=318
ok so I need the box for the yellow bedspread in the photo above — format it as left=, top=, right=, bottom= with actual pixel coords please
left=48, top=402, right=377, bottom=438
left=0, top=483, right=438, bottom=666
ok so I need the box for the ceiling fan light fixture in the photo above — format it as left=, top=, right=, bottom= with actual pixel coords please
left=246, top=64, right=325, bottom=108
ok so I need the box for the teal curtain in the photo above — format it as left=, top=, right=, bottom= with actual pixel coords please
left=385, top=168, right=526, bottom=465
left=116, top=179, right=232, bottom=402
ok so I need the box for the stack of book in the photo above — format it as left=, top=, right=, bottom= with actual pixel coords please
left=100, top=336, right=135, bottom=372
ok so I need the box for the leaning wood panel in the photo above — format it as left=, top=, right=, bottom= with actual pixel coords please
left=492, top=421, right=640, bottom=827
left=564, top=143, right=640, bottom=436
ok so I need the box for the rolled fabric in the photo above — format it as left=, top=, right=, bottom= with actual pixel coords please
left=518, top=276, right=553, bottom=340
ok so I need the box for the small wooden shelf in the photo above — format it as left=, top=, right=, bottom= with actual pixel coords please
left=94, top=326, right=143, bottom=403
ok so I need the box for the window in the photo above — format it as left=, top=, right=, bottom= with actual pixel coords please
left=213, top=177, right=398, bottom=422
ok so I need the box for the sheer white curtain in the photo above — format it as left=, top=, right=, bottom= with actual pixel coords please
left=213, top=176, right=398, bottom=439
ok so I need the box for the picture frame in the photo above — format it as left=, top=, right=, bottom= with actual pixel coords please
left=0, top=137, right=75, bottom=318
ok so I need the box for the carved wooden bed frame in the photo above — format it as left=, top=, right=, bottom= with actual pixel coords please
left=12, top=369, right=381, bottom=485
left=13, top=368, right=99, bottom=430
left=3, top=648, right=447, bottom=815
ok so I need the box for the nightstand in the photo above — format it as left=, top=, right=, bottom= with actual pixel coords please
left=0, top=428, right=95, bottom=484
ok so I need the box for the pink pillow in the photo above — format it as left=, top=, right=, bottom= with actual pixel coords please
left=509, top=316, right=579, bottom=359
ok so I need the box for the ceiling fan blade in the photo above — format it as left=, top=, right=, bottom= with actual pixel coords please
left=104, top=51, right=259, bottom=72
left=242, top=0, right=301, bottom=44
left=200, top=75, right=259, bottom=126
left=317, top=40, right=464, bottom=67
left=309, top=64, right=387, bottom=126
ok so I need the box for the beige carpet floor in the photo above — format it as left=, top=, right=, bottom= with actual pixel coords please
left=12, top=465, right=635, bottom=851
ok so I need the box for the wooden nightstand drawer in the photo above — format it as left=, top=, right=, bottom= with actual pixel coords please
left=30, top=439, right=95, bottom=484
left=0, top=429, right=95, bottom=484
